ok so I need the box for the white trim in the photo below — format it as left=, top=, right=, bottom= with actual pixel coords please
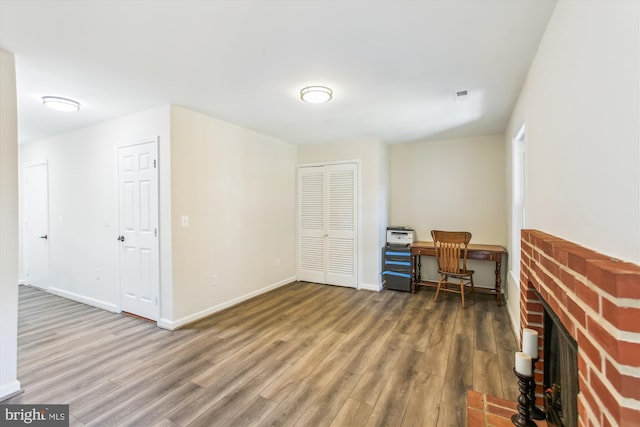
left=359, top=282, right=382, bottom=292
left=0, top=380, right=22, bottom=402
left=157, top=276, right=296, bottom=330
left=507, top=270, right=522, bottom=340
left=296, top=159, right=361, bottom=169
left=47, top=287, right=120, bottom=313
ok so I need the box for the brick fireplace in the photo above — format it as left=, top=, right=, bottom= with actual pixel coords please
left=519, top=230, right=640, bottom=427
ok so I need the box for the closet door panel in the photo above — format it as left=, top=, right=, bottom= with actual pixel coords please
left=297, top=163, right=357, bottom=288
left=298, top=167, right=325, bottom=283
left=325, top=164, right=357, bottom=287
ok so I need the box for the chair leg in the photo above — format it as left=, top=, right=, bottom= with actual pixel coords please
left=435, top=276, right=442, bottom=303
left=460, top=278, right=465, bottom=309
left=471, top=275, right=475, bottom=301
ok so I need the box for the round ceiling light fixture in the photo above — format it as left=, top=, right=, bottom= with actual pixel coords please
left=300, top=86, right=333, bottom=104
left=42, top=96, right=81, bottom=112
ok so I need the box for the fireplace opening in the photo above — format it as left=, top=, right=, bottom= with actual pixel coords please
left=542, top=299, right=579, bottom=427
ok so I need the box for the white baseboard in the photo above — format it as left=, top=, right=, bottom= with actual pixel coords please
left=159, top=276, right=296, bottom=331
left=359, top=282, right=382, bottom=292
left=507, top=270, right=521, bottom=339
left=0, top=380, right=22, bottom=402
left=47, top=287, right=120, bottom=314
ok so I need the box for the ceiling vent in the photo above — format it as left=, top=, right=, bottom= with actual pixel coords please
left=454, top=90, right=469, bottom=101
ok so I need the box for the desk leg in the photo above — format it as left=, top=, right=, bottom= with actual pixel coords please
left=495, top=260, right=503, bottom=306
left=411, top=254, right=416, bottom=293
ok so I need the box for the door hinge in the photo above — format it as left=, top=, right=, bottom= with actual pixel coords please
left=154, top=228, right=157, bottom=237
left=154, top=159, right=157, bottom=168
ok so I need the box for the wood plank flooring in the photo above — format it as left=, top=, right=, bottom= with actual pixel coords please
left=7, top=282, right=519, bottom=426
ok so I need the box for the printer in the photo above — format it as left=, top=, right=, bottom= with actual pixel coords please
left=382, top=227, right=415, bottom=292
left=386, top=226, right=416, bottom=248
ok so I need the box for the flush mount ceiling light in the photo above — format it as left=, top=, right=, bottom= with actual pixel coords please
left=42, top=96, right=81, bottom=112
left=300, top=86, right=333, bottom=104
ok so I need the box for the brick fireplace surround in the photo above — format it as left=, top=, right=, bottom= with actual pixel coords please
left=519, top=230, right=640, bottom=427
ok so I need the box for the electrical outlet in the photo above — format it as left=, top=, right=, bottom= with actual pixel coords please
left=181, top=215, right=189, bottom=227
left=275, top=258, right=280, bottom=267
left=211, top=274, right=218, bottom=287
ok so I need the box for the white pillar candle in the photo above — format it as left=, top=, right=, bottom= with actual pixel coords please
left=515, top=351, right=532, bottom=376
left=522, top=328, right=539, bottom=358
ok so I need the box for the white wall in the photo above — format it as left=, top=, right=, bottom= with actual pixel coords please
left=505, top=0, right=640, bottom=331
left=390, top=134, right=506, bottom=287
left=0, top=49, right=21, bottom=400
left=297, top=139, right=389, bottom=291
left=19, top=105, right=173, bottom=319
left=169, top=105, right=297, bottom=325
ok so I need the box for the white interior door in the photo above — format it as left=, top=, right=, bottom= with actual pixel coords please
left=325, top=164, right=357, bottom=287
left=298, top=167, right=326, bottom=284
left=298, top=163, right=357, bottom=288
left=23, top=163, right=49, bottom=289
left=118, top=140, right=159, bottom=321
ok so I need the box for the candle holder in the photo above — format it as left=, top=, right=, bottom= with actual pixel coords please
left=529, top=357, right=545, bottom=420
left=511, top=368, right=537, bottom=427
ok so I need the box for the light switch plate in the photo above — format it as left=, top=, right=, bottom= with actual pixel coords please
left=181, top=215, right=189, bottom=227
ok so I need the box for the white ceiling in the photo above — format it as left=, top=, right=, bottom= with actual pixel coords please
left=0, top=0, right=556, bottom=145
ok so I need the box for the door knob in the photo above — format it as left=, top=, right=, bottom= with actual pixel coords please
left=39, top=234, right=48, bottom=239
left=117, top=235, right=125, bottom=242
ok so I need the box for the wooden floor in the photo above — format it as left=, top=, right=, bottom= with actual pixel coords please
left=7, top=282, right=519, bottom=427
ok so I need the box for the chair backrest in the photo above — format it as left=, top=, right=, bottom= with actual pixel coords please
left=431, top=230, right=472, bottom=274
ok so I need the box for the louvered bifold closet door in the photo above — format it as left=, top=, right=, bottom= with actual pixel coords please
left=325, top=164, right=357, bottom=287
left=298, top=167, right=326, bottom=283
left=297, top=163, right=358, bottom=288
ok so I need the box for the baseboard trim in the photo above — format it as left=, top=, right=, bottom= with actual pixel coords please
left=0, top=380, right=22, bottom=402
left=159, top=276, right=297, bottom=331
left=47, top=287, right=120, bottom=314
left=359, top=282, right=382, bottom=292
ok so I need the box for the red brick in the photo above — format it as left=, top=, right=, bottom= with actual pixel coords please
left=525, top=289, right=539, bottom=300
left=601, top=413, right=614, bottom=427
left=578, top=353, right=589, bottom=379
left=620, top=406, right=640, bottom=426
left=568, top=297, right=587, bottom=328
left=586, top=259, right=640, bottom=299
left=486, top=413, right=514, bottom=427
left=578, top=328, right=602, bottom=368
left=534, top=263, right=557, bottom=292
left=574, top=279, right=600, bottom=312
left=589, top=371, right=624, bottom=423
left=564, top=244, right=610, bottom=276
left=541, top=255, right=561, bottom=280
left=578, top=394, right=589, bottom=426
left=579, top=380, right=602, bottom=422
left=587, top=316, right=640, bottom=366
left=467, top=408, right=485, bottom=427
left=560, top=268, right=578, bottom=293
left=528, top=313, right=543, bottom=325
left=602, top=298, right=640, bottom=333
left=467, top=390, right=484, bottom=410
left=605, top=359, right=640, bottom=400
left=533, top=235, right=554, bottom=258
left=486, top=394, right=515, bottom=410
left=486, top=403, right=516, bottom=420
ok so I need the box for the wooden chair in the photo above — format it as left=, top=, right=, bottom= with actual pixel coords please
left=431, top=230, right=475, bottom=308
